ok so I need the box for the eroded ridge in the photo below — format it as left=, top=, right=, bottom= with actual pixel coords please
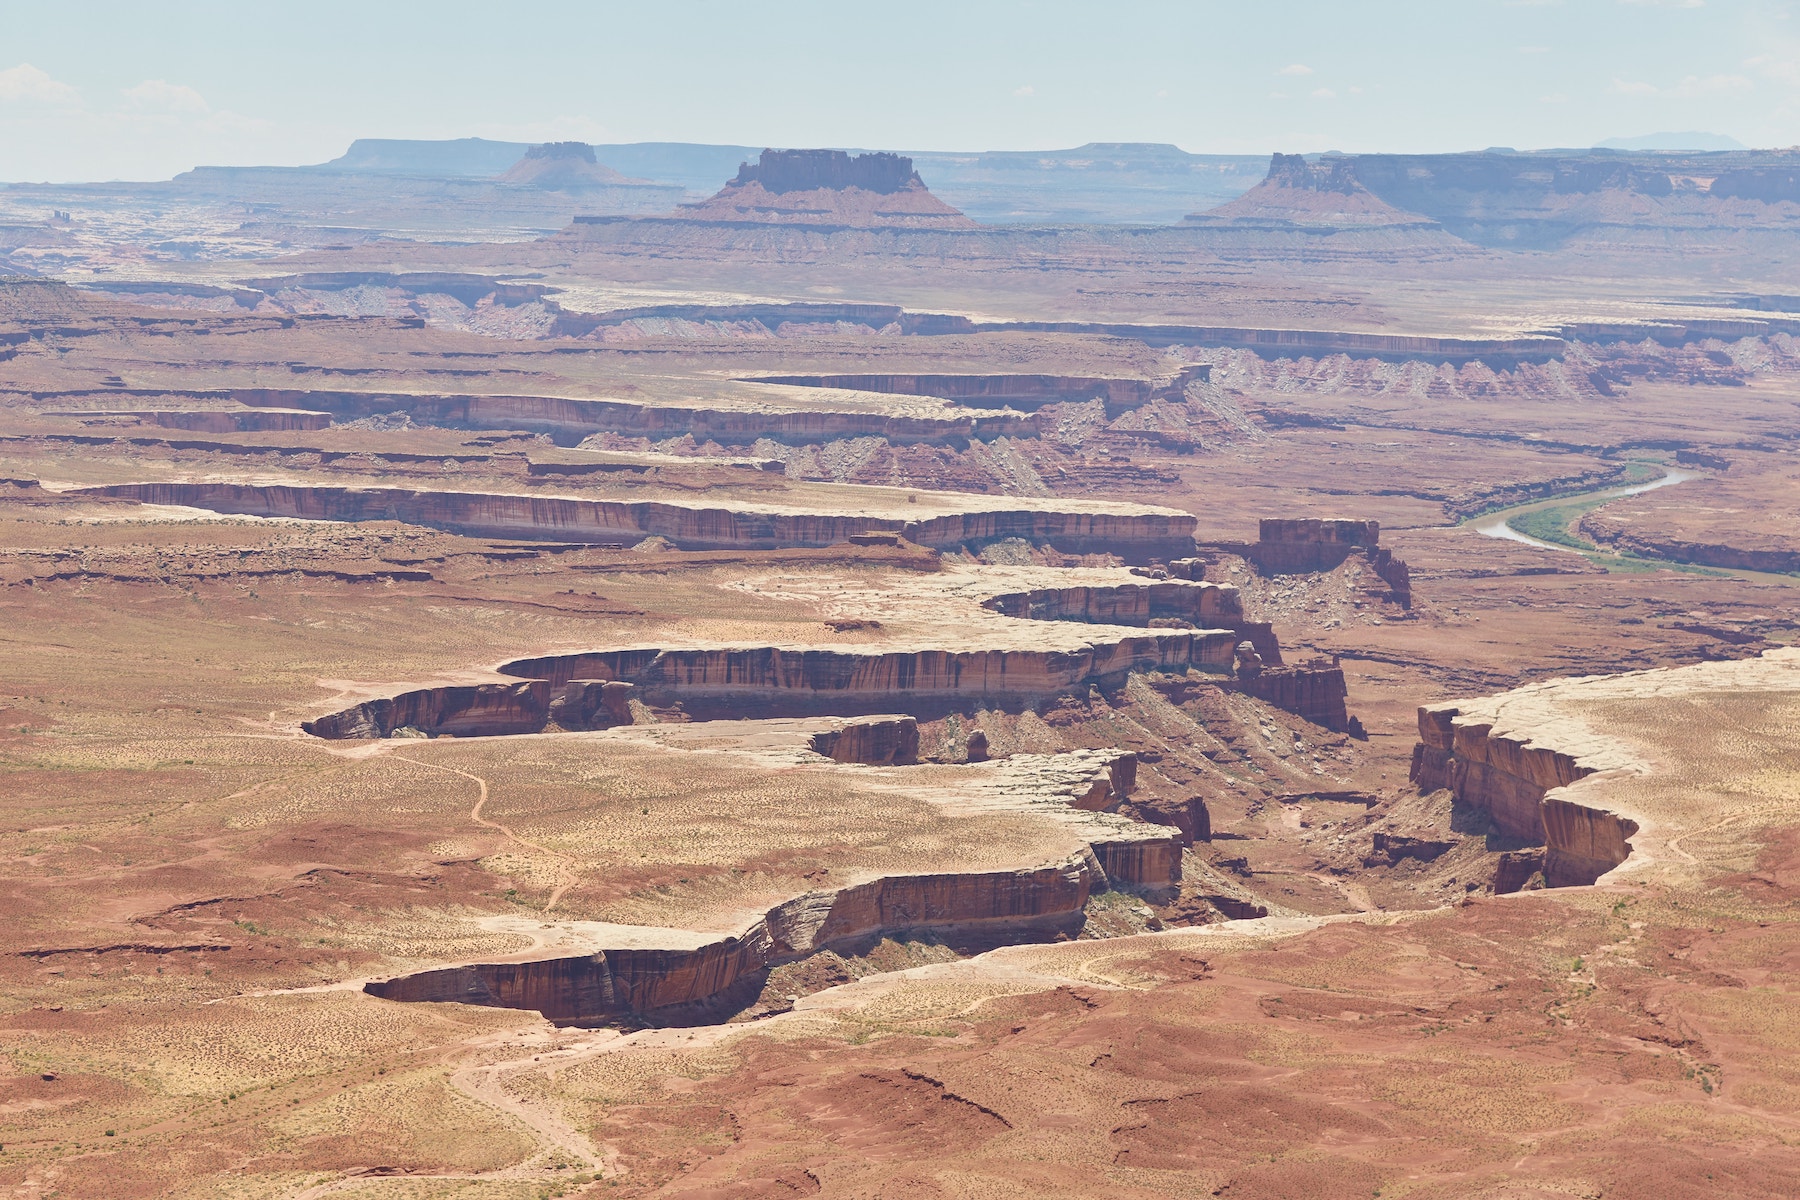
left=1412, top=648, right=1800, bottom=888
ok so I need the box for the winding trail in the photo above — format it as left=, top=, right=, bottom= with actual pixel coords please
left=392, top=755, right=579, bottom=913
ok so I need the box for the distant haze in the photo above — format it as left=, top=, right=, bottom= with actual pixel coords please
left=0, top=0, right=1793, bottom=182
left=1598, top=132, right=1750, bottom=152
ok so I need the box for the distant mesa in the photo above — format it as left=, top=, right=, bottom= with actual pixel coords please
left=1185, top=152, right=1438, bottom=229
left=1185, top=147, right=1800, bottom=248
left=498, top=141, right=648, bottom=191
left=677, top=148, right=977, bottom=228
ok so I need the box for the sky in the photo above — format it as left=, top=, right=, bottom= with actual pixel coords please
left=0, top=0, right=1795, bottom=182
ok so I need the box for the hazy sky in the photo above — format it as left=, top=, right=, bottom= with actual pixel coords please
left=2, top=0, right=1795, bottom=181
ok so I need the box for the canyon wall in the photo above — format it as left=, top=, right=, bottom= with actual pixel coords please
left=302, top=681, right=550, bottom=740
left=305, top=635, right=1236, bottom=738
left=46, top=408, right=333, bottom=434
left=1410, top=703, right=1635, bottom=888
left=493, top=634, right=1236, bottom=715
left=81, top=481, right=1197, bottom=561
left=366, top=852, right=1102, bottom=1023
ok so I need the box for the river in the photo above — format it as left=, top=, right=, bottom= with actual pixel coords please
left=1467, top=467, right=1700, bottom=555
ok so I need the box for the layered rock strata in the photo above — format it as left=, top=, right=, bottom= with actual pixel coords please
left=46, top=408, right=331, bottom=434
left=492, top=635, right=1235, bottom=720
left=306, top=634, right=1236, bottom=738
left=362, top=743, right=1181, bottom=1024
left=79, top=481, right=1198, bottom=561
left=302, top=681, right=550, bottom=740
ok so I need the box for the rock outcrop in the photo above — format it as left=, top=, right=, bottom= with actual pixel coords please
left=550, top=680, right=637, bottom=731
left=301, top=681, right=551, bottom=740
left=676, top=149, right=977, bottom=229
left=1190, top=153, right=1441, bottom=229
left=80, top=481, right=1198, bottom=562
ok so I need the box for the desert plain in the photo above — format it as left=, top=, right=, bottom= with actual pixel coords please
left=0, top=138, right=1798, bottom=1197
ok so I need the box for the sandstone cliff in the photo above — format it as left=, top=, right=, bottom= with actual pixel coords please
left=305, top=632, right=1236, bottom=738
left=809, top=715, right=920, bottom=765
left=1234, top=663, right=1350, bottom=733
left=490, top=634, right=1235, bottom=720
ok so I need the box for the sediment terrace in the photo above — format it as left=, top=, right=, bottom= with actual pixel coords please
left=75, top=480, right=1198, bottom=560
left=1412, top=648, right=1800, bottom=889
